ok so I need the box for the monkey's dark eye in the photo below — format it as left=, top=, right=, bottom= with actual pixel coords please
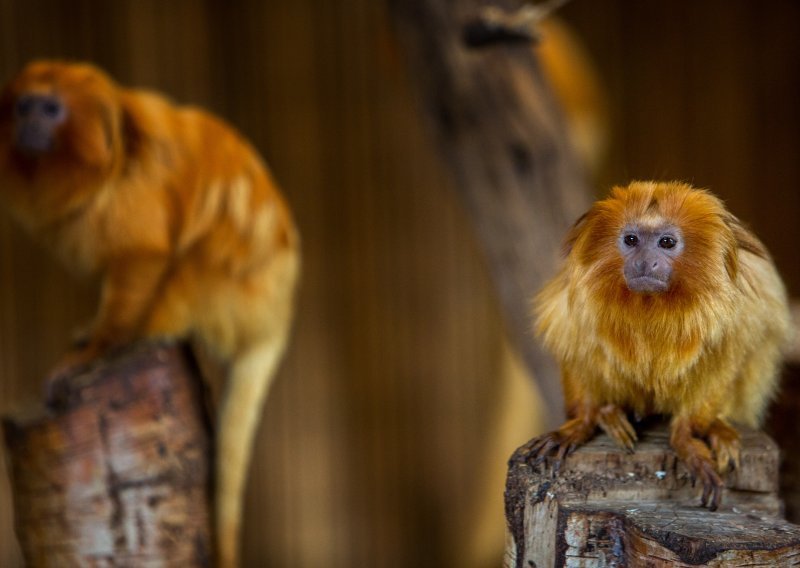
left=42, top=99, right=63, bottom=119
left=623, top=234, right=639, bottom=247
left=15, top=97, right=33, bottom=117
left=659, top=236, right=677, bottom=249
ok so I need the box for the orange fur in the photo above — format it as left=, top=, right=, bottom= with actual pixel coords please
left=530, top=181, right=789, bottom=509
left=537, top=17, right=609, bottom=174
left=0, top=60, right=300, bottom=566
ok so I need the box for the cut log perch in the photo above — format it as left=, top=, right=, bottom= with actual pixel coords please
left=2, top=342, right=213, bottom=566
left=387, top=0, right=593, bottom=426
left=505, top=421, right=800, bottom=567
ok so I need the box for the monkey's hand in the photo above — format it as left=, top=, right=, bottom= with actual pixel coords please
left=45, top=254, right=170, bottom=407
left=597, top=404, right=637, bottom=452
left=69, top=321, right=95, bottom=350
left=43, top=340, right=108, bottom=407
left=522, top=403, right=636, bottom=474
left=521, top=415, right=598, bottom=473
left=670, top=418, right=724, bottom=511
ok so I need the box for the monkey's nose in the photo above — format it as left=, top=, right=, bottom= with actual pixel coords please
left=15, top=122, right=54, bottom=154
left=633, top=258, right=660, bottom=271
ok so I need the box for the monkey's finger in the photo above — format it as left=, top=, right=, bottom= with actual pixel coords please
left=725, top=440, right=741, bottom=472
left=697, top=462, right=723, bottom=511
left=523, top=436, right=548, bottom=457
left=527, top=436, right=561, bottom=465
left=700, top=478, right=711, bottom=508
left=708, top=482, right=722, bottom=512
left=598, top=406, right=637, bottom=452
left=554, top=439, right=572, bottom=464
left=622, top=416, right=638, bottom=442
left=600, top=417, right=636, bottom=453
left=700, top=467, right=714, bottom=507
left=617, top=424, right=637, bottom=452
left=730, top=444, right=741, bottom=471
left=613, top=428, right=636, bottom=453
left=528, top=435, right=556, bottom=457
left=715, top=448, right=733, bottom=474
left=551, top=441, right=577, bottom=477
left=704, top=474, right=723, bottom=512
left=551, top=457, right=563, bottom=477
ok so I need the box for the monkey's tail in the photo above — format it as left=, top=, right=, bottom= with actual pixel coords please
left=215, top=333, right=289, bottom=567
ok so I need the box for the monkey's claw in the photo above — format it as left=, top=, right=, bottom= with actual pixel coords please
left=521, top=417, right=596, bottom=474
left=43, top=345, right=101, bottom=408
left=685, top=454, right=724, bottom=511
left=707, top=419, right=741, bottom=473
left=522, top=431, right=573, bottom=474
left=597, top=405, right=637, bottom=453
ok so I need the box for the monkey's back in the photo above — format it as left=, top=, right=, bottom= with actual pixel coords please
left=723, top=248, right=790, bottom=425
left=113, top=88, right=301, bottom=358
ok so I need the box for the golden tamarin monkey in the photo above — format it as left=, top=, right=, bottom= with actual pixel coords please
left=529, top=181, right=789, bottom=510
left=0, top=60, right=299, bottom=566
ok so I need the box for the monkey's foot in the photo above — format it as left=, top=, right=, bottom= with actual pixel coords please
left=670, top=427, right=724, bottom=511
left=43, top=344, right=104, bottom=407
left=707, top=419, right=741, bottom=474
left=597, top=404, right=637, bottom=453
left=520, top=417, right=597, bottom=474
left=683, top=451, right=724, bottom=511
left=69, top=322, right=94, bottom=350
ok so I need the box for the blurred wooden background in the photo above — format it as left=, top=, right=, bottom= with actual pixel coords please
left=0, top=1, right=798, bottom=567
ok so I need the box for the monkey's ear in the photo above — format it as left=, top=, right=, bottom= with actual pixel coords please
left=119, top=104, right=143, bottom=159
left=67, top=101, right=117, bottom=168
left=562, top=212, right=589, bottom=257
left=722, top=212, right=769, bottom=278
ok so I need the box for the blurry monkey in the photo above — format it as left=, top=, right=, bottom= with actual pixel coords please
left=0, top=60, right=299, bottom=566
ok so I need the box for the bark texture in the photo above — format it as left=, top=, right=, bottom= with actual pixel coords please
left=388, top=0, right=593, bottom=424
left=505, top=421, right=800, bottom=567
left=3, top=342, right=213, bottom=567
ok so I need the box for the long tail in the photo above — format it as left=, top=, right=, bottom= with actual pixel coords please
left=215, top=334, right=289, bottom=567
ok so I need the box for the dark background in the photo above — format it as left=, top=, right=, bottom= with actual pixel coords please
left=0, top=1, right=798, bottom=567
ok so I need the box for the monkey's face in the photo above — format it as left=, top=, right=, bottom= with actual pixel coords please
left=618, top=223, right=683, bottom=294
left=0, top=61, right=121, bottom=176
left=568, top=182, right=738, bottom=307
left=12, top=92, right=69, bottom=155
left=0, top=61, right=123, bottom=225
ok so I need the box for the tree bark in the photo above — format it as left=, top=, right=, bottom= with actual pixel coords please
left=2, top=342, right=213, bottom=567
left=505, top=421, right=800, bottom=567
left=387, top=0, right=592, bottom=426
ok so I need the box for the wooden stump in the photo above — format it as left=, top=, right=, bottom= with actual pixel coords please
left=505, top=421, right=800, bottom=567
left=2, top=342, right=213, bottom=567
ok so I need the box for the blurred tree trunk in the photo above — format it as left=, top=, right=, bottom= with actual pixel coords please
left=387, top=0, right=592, bottom=426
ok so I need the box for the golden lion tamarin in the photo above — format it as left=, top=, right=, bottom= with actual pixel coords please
left=0, top=60, right=299, bottom=566
left=529, top=181, right=789, bottom=510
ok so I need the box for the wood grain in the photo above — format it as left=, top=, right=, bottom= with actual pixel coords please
left=505, top=421, right=799, bottom=567
left=3, top=342, right=212, bottom=566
